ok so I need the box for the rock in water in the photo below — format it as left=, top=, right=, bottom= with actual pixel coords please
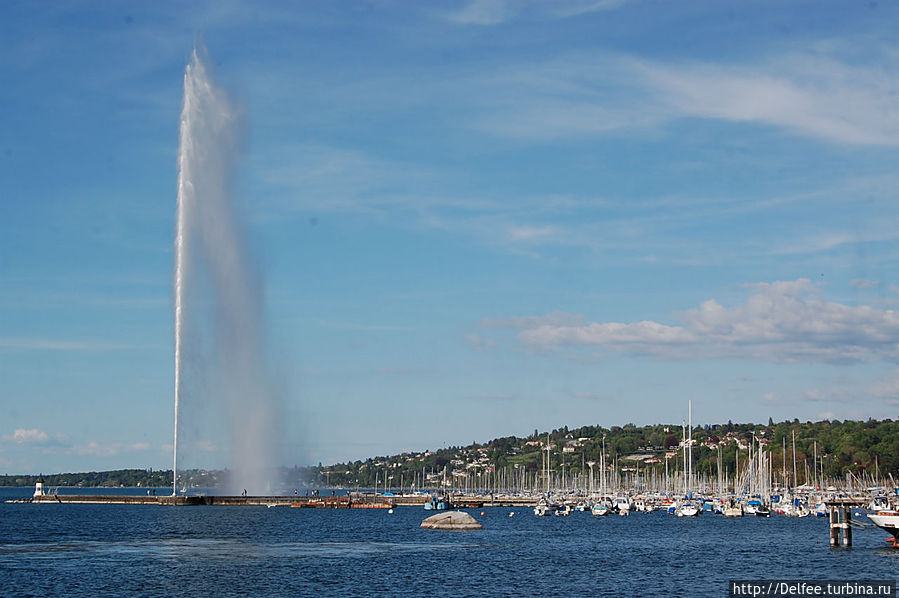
left=420, top=511, right=483, bottom=530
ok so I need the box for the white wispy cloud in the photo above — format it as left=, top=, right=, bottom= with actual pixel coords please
left=0, top=338, right=141, bottom=351
left=638, top=54, right=899, bottom=147
left=467, top=48, right=899, bottom=146
left=74, top=442, right=122, bottom=457
left=502, top=279, right=899, bottom=364
left=69, top=441, right=152, bottom=457
left=869, top=371, right=899, bottom=401
left=2, top=428, right=68, bottom=447
left=444, top=0, right=516, bottom=25
left=248, top=144, right=451, bottom=224
left=1, top=430, right=158, bottom=457
left=4, top=429, right=49, bottom=444
left=442, top=0, right=630, bottom=25
left=798, top=388, right=854, bottom=403
left=242, top=40, right=899, bottom=263
left=251, top=135, right=899, bottom=266
left=851, top=278, right=882, bottom=290
left=549, top=0, right=631, bottom=18
left=192, top=440, right=221, bottom=453
left=521, top=319, right=693, bottom=349
left=506, top=225, right=562, bottom=243
left=481, top=311, right=585, bottom=330
left=463, top=333, right=497, bottom=351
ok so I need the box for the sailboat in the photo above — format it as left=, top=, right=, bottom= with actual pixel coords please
left=676, top=502, right=701, bottom=517
left=534, top=436, right=555, bottom=517
left=675, top=401, right=701, bottom=517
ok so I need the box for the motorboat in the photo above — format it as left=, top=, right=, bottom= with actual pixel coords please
left=867, top=509, right=899, bottom=544
left=722, top=500, right=743, bottom=518
left=534, top=498, right=554, bottom=516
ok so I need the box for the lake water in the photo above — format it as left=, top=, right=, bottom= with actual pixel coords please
left=1, top=488, right=896, bottom=597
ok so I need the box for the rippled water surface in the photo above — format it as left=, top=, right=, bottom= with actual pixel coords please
left=2, top=488, right=896, bottom=597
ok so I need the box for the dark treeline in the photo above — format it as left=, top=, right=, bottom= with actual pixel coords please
left=0, top=466, right=317, bottom=489
left=3, top=419, right=898, bottom=489
left=0, top=469, right=175, bottom=488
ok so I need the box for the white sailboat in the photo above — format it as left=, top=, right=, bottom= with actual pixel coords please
left=534, top=435, right=555, bottom=516
left=675, top=401, right=701, bottom=517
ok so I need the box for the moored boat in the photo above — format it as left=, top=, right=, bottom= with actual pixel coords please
left=867, top=509, right=899, bottom=543
left=534, top=498, right=554, bottom=516
left=723, top=501, right=743, bottom=518
left=676, top=501, right=700, bottom=517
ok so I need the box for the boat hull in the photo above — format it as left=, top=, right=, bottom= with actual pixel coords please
left=868, top=512, right=899, bottom=539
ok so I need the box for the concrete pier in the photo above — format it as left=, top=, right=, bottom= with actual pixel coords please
left=16, top=491, right=541, bottom=508
left=26, top=494, right=349, bottom=507
left=28, top=494, right=193, bottom=506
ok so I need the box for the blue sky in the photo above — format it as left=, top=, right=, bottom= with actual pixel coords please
left=2, top=0, right=899, bottom=474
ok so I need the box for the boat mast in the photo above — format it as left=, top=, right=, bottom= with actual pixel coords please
left=814, top=441, right=818, bottom=490
left=717, top=446, right=723, bottom=496
left=545, top=433, right=550, bottom=496
left=601, top=434, right=606, bottom=496
left=792, top=430, right=798, bottom=490
left=682, top=420, right=687, bottom=496
left=782, top=436, right=787, bottom=494
left=688, top=400, right=693, bottom=497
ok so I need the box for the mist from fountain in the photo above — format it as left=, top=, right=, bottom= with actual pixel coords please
left=173, top=47, right=283, bottom=496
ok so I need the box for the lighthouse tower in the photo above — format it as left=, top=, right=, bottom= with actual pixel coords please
left=33, top=474, right=45, bottom=498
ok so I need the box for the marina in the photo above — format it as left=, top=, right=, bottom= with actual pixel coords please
left=11, top=482, right=899, bottom=542
left=14, top=403, right=899, bottom=548
left=16, top=479, right=899, bottom=552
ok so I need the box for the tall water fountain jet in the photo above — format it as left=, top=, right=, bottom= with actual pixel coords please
left=173, top=48, right=282, bottom=495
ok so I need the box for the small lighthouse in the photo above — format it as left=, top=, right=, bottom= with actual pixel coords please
left=33, top=474, right=45, bottom=498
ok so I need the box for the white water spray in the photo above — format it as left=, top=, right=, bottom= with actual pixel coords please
left=173, top=48, right=282, bottom=495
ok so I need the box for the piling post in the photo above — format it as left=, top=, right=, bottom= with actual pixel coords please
left=829, top=506, right=839, bottom=547
left=829, top=504, right=853, bottom=547
left=843, top=507, right=852, bottom=547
